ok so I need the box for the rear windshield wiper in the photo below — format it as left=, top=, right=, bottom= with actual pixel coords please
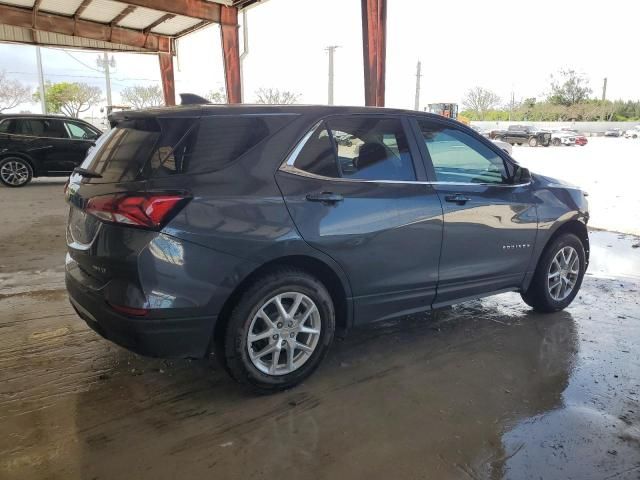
left=73, top=167, right=102, bottom=178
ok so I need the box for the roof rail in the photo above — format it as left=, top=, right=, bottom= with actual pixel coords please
left=179, top=93, right=211, bottom=105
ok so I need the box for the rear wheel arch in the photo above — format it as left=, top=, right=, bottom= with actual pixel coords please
left=0, top=153, right=38, bottom=176
left=211, top=254, right=351, bottom=357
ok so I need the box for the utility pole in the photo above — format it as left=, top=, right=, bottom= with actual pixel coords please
left=508, top=91, right=515, bottom=121
left=414, top=60, right=422, bottom=110
left=325, top=45, right=339, bottom=105
left=97, top=52, right=115, bottom=107
left=35, top=46, right=47, bottom=114
left=601, top=77, right=607, bottom=102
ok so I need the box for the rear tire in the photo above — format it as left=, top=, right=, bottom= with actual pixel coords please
left=552, top=138, right=561, bottom=146
left=0, top=157, right=33, bottom=187
left=223, top=267, right=335, bottom=393
left=521, top=233, right=586, bottom=313
left=528, top=137, right=538, bottom=147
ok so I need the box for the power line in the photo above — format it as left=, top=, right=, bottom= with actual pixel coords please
left=60, top=50, right=103, bottom=73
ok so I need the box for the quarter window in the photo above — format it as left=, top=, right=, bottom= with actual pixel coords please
left=417, top=121, right=508, bottom=184
left=65, top=121, right=97, bottom=140
left=292, top=122, right=340, bottom=178
left=291, top=116, right=416, bottom=182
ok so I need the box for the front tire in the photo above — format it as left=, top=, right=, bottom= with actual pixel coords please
left=223, top=268, right=335, bottom=393
left=528, top=137, right=539, bottom=147
left=0, top=157, right=33, bottom=187
left=521, top=233, right=586, bottom=313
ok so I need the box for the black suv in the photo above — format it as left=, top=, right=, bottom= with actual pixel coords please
left=0, top=114, right=102, bottom=187
left=65, top=105, right=589, bottom=392
left=490, top=125, right=552, bottom=147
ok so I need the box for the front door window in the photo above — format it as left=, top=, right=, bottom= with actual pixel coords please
left=417, top=122, right=508, bottom=184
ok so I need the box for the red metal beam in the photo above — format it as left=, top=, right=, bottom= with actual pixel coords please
left=111, top=5, right=137, bottom=26
left=158, top=53, right=176, bottom=106
left=0, top=3, right=171, bottom=53
left=361, top=0, right=387, bottom=107
left=73, top=0, right=93, bottom=18
left=220, top=6, right=241, bottom=104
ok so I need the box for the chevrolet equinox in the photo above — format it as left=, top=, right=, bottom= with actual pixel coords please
left=65, top=104, right=589, bottom=392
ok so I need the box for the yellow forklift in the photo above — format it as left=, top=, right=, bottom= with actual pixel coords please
left=426, top=103, right=469, bottom=125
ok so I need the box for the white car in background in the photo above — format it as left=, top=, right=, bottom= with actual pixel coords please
left=624, top=126, right=640, bottom=139
left=551, top=131, right=576, bottom=146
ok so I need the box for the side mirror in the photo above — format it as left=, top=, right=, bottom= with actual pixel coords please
left=513, top=165, right=531, bottom=184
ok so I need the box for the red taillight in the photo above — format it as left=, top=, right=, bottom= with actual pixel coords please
left=86, top=193, right=188, bottom=229
left=108, top=302, right=149, bottom=317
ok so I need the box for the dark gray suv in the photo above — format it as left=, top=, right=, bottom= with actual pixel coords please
left=65, top=105, right=589, bottom=392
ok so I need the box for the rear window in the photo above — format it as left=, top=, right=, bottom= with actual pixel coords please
left=80, top=114, right=293, bottom=183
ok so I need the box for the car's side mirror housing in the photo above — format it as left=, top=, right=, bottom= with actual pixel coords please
left=512, top=165, right=531, bottom=184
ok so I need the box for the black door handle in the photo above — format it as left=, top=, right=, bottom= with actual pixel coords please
left=306, top=192, right=344, bottom=203
left=444, top=193, right=471, bottom=205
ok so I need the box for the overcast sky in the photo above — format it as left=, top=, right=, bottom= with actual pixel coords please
left=1, top=0, right=639, bottom=115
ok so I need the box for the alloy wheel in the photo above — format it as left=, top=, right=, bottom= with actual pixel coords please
left=0, top=161, right=30, bottom=186
left=247, top=292, right=321, bottom=376
left=547, top=246, right=580, bottom=301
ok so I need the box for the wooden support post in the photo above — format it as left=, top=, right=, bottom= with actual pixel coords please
left=220, top=5, right=241, bottom=104
left=158, top=53, right=175, bottom=106
left=361, top=0, right=387, bottom=107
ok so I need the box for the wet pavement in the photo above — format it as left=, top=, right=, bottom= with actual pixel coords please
left=1, top=180, right=639, bottom=480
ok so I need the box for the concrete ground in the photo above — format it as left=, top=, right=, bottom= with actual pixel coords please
left=1, top=177, right=639, bottom=480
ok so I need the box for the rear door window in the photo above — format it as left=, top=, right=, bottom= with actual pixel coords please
left=24, top=119, right=68, bottom=138
left=290, top=116, right=416, bottom=182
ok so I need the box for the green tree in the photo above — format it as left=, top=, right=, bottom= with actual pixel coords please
left=547, top=69, right=592, bottom=106
left=33, top=82, right=102, bottom=118
left=120, top=84, right=164, bottom=109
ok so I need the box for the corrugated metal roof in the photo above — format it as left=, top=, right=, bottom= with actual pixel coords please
left=0, top=0, right=266, bottom=52
left=116, top=6, right=166, bottom=30
left=150, top=15, right=201, bottom=35
left=40, top=0, right=84, bottom=16
left=79, top=0, right=128, bottom=23
left=0, top=0, right=34, bottom=7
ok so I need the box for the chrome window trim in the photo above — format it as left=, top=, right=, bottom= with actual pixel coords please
left=279, top=164, right=531, bottom=188
left=279, top=122, right=531, bottom=188
left=284, top=120, right=324, bottom=167
left=5, top=132, right=85, bottom=141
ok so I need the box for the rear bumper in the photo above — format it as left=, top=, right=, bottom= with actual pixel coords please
left=66, top=273, right=215, bottom=358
